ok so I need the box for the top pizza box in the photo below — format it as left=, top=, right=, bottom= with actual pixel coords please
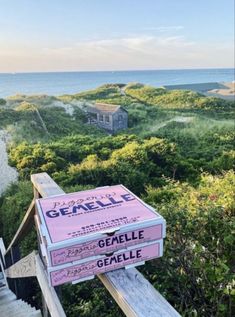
left=35, top=184, right=166, bottom=265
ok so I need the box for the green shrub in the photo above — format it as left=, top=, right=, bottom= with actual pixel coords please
left=0, top=98, right=6, bottom=106
left=143, top=171, right=235, bottom=316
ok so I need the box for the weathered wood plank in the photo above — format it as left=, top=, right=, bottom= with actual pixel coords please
left=0, top=238, right=8, bottom=287
left=35, top=254, right=66, bottom=317
left=0, top=237, right=6, bottom=255
left=5, top=250, right=66, bottom=317
left=5, top=251, right=36, bottom=278
left=99, top=268, right=181, bottom=317
left=5, top=199, right=35, bottom=255
left=31, top=172, right=181, bottom=317
left=0, top=238, right=6, bottom=273
left=0, top=237, right=6, bottom=267
left=31, top=173, right=64, bottom=197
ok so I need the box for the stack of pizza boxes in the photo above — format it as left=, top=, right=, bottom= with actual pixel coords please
left=35, top=185, right=166, bottom=287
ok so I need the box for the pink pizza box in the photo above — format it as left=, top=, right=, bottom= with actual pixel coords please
left=48, top=240, right=163, bottom=286
left=35, top=213, right=164, bottom=267
left=35, top=185, right=166, bottom=267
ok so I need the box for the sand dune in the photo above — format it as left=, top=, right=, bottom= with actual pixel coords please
left=163, top=82, right=235, bottom=100
left=206, top=82, right=235, bottom=99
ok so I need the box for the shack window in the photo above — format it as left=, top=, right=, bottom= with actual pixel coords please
left=90, top=113, right=97, bottom=121
left=99, top=114, right=104, bottom=122
left=118, top=115, right=123, bottom=122
left=105, top=115, right=110, bottom=123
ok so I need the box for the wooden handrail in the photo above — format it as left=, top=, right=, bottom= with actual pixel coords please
left=99, top=269, right=180, bottom=317
left=30, top=172, right=181, bottom=317
left=5, top=199, right=35, bottom=255
left=31, top=172, right=64, bottom=197
left=5, top=172, right=64, bottom=255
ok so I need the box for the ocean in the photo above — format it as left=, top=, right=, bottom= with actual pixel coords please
left=0, top=68, right=234, bottom=98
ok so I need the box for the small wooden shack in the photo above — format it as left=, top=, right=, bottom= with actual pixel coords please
left=85, top=103, right=128, bottom=133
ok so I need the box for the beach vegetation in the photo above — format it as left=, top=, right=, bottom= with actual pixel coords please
left=0, top=98, right=6, bottom=106
left=0, top=83, right=234, bottom=316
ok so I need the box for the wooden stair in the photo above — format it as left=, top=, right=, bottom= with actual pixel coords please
left=0, top=286, right=42, bottom=317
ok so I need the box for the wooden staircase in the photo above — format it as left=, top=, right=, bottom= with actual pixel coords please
left=0, top=286, right=41, bottom=317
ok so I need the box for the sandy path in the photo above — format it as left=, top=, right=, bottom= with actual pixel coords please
left=150, top=116, right=194, bottom=132
left=0, top=131, right=18, bottom=195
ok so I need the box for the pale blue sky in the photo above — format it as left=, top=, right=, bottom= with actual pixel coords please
left=0, top=0, right=234, bottom=72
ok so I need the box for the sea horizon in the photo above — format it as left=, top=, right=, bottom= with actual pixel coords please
left=0, top=67, right=234, bottom=98
left=1, top=66, right=234, bottom=75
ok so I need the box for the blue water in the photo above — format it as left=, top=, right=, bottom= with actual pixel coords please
left=0, top=68, right=234, bottom=97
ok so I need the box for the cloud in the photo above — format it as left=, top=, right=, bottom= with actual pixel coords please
left=42, top=35, right=195, bottom=56
left=0, top=34, right=233, bottom=72
left=143, top=26, right=184, bottom=32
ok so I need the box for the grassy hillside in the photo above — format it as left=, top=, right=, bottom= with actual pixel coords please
left=0, top=97, right=104, bottom=142
left=0, top=83, right=234, bottom=316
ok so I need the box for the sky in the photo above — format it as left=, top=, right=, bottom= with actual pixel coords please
left=0, top=0, right=234, bottom=72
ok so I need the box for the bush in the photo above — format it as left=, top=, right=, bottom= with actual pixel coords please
left=143, top=171, right=235, bottom=316
left=0, top=98, right=6, bottom=106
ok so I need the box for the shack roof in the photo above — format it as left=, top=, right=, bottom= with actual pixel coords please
left=86, top=103, right=127, bottom=114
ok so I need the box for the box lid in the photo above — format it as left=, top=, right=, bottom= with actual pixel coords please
left=36, top=184, right=163, bottom=245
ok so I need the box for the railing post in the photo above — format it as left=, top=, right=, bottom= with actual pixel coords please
left=34, top=186, right=50, bottom=317
left=10, top=245, right=32, bottom=303
left=42, top=297, right=49, bottom=317
left=0, top=238, right=8, bottom=288
left=4, top=248, right=13, bottom=293
left=6, top=245, right=21, bottom=297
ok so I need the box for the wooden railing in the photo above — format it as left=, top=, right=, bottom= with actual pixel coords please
left=3, top=172, right=181, bottom=317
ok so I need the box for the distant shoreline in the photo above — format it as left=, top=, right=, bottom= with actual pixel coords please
left=1, top=68, right=234, bottom=98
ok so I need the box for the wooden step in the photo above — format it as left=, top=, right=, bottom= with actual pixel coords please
left=0, top=286, right=42, bottom=317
